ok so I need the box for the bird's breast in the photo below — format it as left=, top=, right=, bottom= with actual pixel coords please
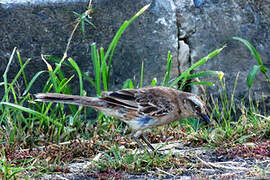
left=125, top=115, right=159, bottom=131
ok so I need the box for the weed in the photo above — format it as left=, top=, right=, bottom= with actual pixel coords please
left=0, top=147, right=32, bottom=180
left=233, top=37, right=270, bottom=90
left=92, top=144, right=180, bottom=175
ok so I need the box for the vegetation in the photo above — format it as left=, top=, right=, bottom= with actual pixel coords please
left=0, top=3, right=269, bottom=179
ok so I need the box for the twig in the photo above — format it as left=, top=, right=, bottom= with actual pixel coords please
left=196, top=155, right=249, bottom=171
left=254, top=113, right=270, bottom=121
left=21, top=139, right=91, bottom=151
left=62, top=20, right=80, bottom=61
left=62, top=0, right=93, bottom=61
left=88, top=0, right=93, bottom=18
left=156, top=167, right=175, bottom=178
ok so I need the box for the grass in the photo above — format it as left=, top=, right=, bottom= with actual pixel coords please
left=0, top=2, right=269, bottom=179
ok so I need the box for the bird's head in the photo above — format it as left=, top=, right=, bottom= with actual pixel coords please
left=182, top=95, right=212, bottom=125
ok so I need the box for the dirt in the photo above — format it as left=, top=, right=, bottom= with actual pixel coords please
left=34, top=142, right=270, bottom=180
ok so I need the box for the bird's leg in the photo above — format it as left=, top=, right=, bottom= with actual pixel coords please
left=140, top=134, right=166, bottom=157
left=131, top=135, right=150, bottom=154
left=140, top=134, right=155, bottom=152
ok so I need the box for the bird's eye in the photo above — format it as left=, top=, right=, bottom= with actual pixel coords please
left=194, top=105, right=201, bottom=111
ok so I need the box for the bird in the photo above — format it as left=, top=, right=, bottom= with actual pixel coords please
left=35, top=86, right=211, bottom=153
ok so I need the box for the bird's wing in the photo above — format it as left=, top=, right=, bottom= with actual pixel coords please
left=101, top=87, right=175, bottom=118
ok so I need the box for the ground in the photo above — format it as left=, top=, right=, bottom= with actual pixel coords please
left=23, top=140, right=270, bottom=179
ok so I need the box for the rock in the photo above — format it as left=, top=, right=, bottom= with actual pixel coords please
left=178, top=40, right=190, bottom=74
left=0, top=0, right=178, bottom=97
left=175, top=0, right=270, bottom=106
left=1, top=0, right=270, bottom=108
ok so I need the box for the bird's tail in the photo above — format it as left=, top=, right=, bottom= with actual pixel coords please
left=35, top=93, right=104, bottom=107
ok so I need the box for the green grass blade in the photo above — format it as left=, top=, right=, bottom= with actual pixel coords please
left=122, top=79, right=131, bottom=89
left=247, top=65, right=260, bottom=90
left=140, top=61, right=144, bottom=88
left=179, top=76, right=188, bottom=90
left=162, top=51, right=172, bottom=86
left=9, top=126, right=16, bottom=144
left=42, top=54, right=69, bottom=93
left=0, top=102, right=62, bottom=127
left=68, top=58, right=84, bottom=95
left=3, top=48, right=16, bottom=81
left=151, top=77, right=157, bottom=86
left=96, top=50, right=101, bottom=94
left=59, top=75, right=74, bottom=91
left=82, top=72, right=96, bottom=87
left=10, top=59, right=31, bottom=87
left=45, top=56, right=73, bottom=91
left=3, top=47, right=17, bottom=101
left=56, top=75, right=77, bottom=115
left=188, top=81, right=215, bottom=86
left=188, top=46, right=225, bottom=71
left=169, top=71, right=189, bottom=88
left=9, top=168, right=27, bottom=179
left=58, top=77, right=70, bottom=90
left=103, top=4, right=151, bottom=77
left=186, top=71, right=222, bottom=79
left=91, top=43, right=101, bottom=95
left=232, top=37, right=263, bottom=65
left=129, top=79, right=134, bottom=89
left=233, top=37, right=270, bottom=84
left=1, top=58, right=31, bottom=101
left=49, top=69, right=59, bottom=92
left=81, top=20, right=85, bottom=36
left=41, top=55, right=60, bottom=92
left=46, top=55, right=97, bottom=88
left=2, top=49, right=31, bottom=103
left=84, top=17, right=96, bottom=28
left=16, top=50, right=28, bottom=86
left=10, top=84, right=18, bottom=104
left=100, top=47, right=105, bottom=65
left=72, top=11, right=81, bottom=17
left=170, top=46, right=225, bottom=88
left=100, top=47, right=108, bottom=91
left=103, top=3, right=150, bottom=62
left=122, top=79, right=134, bottom=89
left=135, top=3, right=151, bottom=16
left=106, top=22, right=127, bottom=79
left=46, top=55, right=71, bottom=68
left=23, top=71, right=47, bottom=96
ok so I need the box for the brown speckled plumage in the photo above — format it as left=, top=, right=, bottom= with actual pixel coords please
left=35, top=86, right=211, bottom=152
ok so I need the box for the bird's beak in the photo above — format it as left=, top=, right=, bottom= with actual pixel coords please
left=198, top=113, right=212, bottom=125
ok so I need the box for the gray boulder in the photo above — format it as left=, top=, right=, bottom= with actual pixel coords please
left=0, top=0, right=178, bottom=96
left=1, top=0, right=270, bottom=108
left=175, top=0, right=270, bottom=105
